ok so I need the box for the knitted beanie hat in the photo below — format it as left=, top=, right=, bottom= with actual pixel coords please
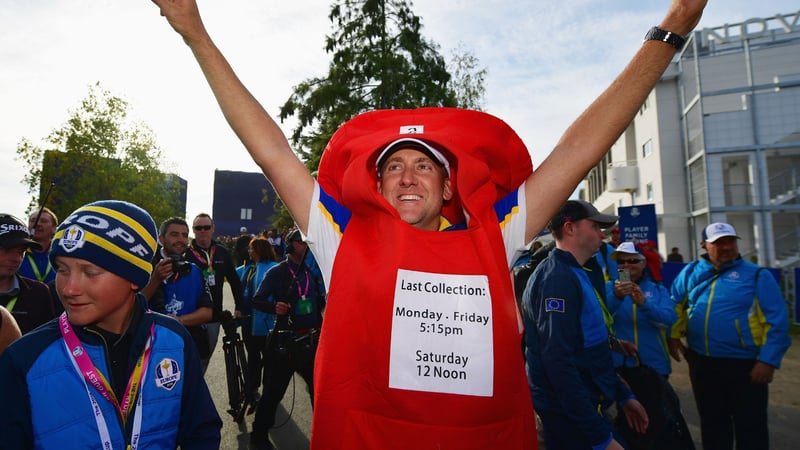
left=50, top=200, right=158, bottom=288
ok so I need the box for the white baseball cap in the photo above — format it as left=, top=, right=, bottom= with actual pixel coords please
left=702, top=222, right=740, bottom=243
left=611, top=241, right=642, bottom=260
left=375, top=138, right=451, bottom=177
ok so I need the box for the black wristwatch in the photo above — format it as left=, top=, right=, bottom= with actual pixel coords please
left=644, top=26, right=686, bottom=50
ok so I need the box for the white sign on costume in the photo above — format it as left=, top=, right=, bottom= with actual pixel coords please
left=389, top=269, right=494, bottom=397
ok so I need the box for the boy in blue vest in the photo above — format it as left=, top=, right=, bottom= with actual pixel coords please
left=0, top=200, right=221, bottom=449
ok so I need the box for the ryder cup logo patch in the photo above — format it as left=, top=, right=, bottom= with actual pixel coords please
left=58, top=225, right=87, bottom=252
left=154, top=358, right=181, bottom=391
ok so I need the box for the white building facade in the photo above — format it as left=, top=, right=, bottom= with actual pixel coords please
left=585, top=10, right=800, bottom=269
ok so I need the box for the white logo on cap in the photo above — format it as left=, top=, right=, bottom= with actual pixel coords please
left=0, top=223, right=30, bottom=236
left=58, top=225, right=87, bottom=253
left=399, top=125, right=424, bottom=134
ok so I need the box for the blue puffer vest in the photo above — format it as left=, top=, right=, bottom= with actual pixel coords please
left=28, top=317, right=186, bottom=449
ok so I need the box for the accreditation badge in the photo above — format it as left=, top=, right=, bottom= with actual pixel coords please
left=204, top=269, right=216, bottom=286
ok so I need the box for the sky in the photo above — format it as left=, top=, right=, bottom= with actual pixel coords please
left=0, top=0, right=784, bottom=224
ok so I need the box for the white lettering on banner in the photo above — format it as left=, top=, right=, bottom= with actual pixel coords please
left=622, top=226, right=651, bottom=242
left=702, top=11, right=800, bottom=45
left=389, top=269, right=493, bottom=397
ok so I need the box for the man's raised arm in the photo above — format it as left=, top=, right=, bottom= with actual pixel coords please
left=524, top=0, right=707, bottom=243
left=151, top=0, right=314, bottom=232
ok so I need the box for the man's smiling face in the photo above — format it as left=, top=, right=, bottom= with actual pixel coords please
left=377, top=148, right=452, bottom=231
left=160, top=223, right=189, bottom=256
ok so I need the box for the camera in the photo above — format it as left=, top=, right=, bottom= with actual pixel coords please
left=272, top=329, right=293, bottom=356
left=618, top=268, right=631, bottom=282
left=168, top=254, right=193, bottom=276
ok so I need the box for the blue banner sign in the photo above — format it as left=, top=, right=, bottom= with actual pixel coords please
left=618, top=204, right=658, bottom=245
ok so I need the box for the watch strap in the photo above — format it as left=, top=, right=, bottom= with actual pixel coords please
left=644, top=26, right=686, bottom=50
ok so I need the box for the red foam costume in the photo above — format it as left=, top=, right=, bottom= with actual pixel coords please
left=311, top=108, right=538, bottom=449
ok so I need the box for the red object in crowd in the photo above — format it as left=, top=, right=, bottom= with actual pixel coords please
left=637, top=241, right=663, bottom=282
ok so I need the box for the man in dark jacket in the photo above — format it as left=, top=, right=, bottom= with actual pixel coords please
left=250, top=229, right=324, bottom=450
left=0, top=214, right=54, bottom=334
left=185, top=213, right=244, bottom=360
left=523, top=200, right=648, bottom=450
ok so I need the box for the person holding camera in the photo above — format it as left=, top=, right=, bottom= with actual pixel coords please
left=142, top=217, right=214, bottom=373
left=606, top=242, right=676, bottom=376
left=249, top=229, right=324, bottom=450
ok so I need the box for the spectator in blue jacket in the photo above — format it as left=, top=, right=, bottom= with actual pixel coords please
left=669, top=222, right=791, bottom=450
left=0, top=200, right=221, bottom=449
left=236, top=235, right=279, bottom=404
left=605, top=242, right=676, bottom=376
left=523, top=200, right=648, bottom=450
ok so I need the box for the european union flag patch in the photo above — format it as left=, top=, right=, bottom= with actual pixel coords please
left=545, top=298, right=565, bottom=313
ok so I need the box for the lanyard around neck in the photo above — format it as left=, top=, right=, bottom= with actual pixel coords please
left=5, top=296, right=19, bottom=312
left=190, top=245, right=215, bottom=270
left=287, top=264, right=310, bottom=299
left=245, top=265, right=257, bottom=286
left=59, top=313, right=155, bottom=449
left=573, top=266, right=615, bottom=332
left=26, top=252, right=52, bottom=282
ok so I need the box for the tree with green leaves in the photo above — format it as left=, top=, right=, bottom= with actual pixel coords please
left=15, top=82, right=184, bottom=225
left=278, top=0, right=489, bottom=171
left=448, top=42, right=487, bottom=112
left=271, top=0, right=485, bottom=228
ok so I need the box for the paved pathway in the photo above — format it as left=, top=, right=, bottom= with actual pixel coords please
left=209, top=285, right=800, bottom=449
left=208, top=288, right=312, bottom=450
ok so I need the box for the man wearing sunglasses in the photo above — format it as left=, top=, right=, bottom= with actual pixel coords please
left=606, top=242, right=676, bottom=377
left=185, top=213, right=244, bottom=362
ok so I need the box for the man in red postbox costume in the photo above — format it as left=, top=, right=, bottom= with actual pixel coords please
left=149, top=1, right=708, bottom=448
